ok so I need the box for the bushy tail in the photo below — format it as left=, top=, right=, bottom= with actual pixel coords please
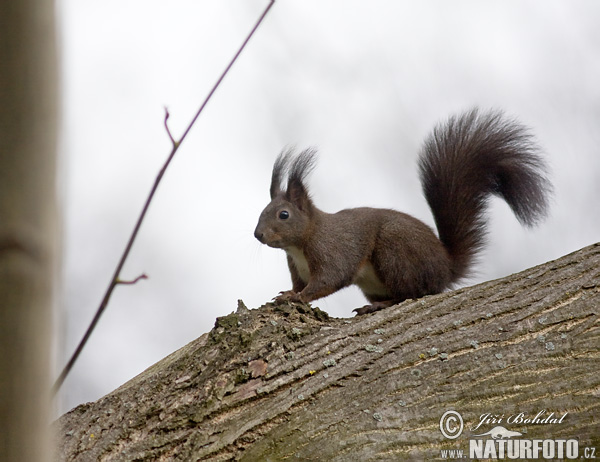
left=418, top=108, right=552, bottom=282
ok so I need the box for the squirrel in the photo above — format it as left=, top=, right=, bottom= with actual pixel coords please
left=254, top=108, right=552, bottom=315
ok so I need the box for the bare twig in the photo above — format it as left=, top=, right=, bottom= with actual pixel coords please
left=164, top=107, right=177, bottom=146
left=52, top=0, right=275, bottom=396
left=116, top=273, right=148, bottom=285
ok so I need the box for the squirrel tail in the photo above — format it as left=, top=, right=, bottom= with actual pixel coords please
left=418, top=108, right=552, bottom=282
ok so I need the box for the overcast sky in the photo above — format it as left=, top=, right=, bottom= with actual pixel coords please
left=55, top=0, right=600, bottom=414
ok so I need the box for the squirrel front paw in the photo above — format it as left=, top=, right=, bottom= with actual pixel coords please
left=273, top=290, right=302, bottom=304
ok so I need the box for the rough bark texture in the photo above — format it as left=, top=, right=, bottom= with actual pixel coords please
left=56, top=244, right=600, bottom=461
left=0, top=1, right=57, bottom=461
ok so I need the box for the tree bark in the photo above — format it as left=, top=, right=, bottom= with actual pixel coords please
left=0, top=1, right=58, bottom=461
left=55, top=244, right=599, bottom=461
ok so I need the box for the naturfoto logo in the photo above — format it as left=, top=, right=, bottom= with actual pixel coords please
left=438, top=410, right=596, bottom=460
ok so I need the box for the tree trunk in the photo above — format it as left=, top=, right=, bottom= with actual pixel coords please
left=55, top=244, right=599, bottom=461
left=0, top=1, right=58, bottom=461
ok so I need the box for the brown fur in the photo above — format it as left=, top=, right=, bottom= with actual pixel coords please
left=254, top=109, right=551, bottom=315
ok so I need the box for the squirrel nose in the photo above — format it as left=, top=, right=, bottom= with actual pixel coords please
left=254, top=227, right=265, bottom=243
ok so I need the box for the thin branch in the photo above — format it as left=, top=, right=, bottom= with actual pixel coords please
left=52, top=0, right=275, bottom=396
left=164, top=107, right=177, bottom=146
left=116, top=273, right=148, bottom=285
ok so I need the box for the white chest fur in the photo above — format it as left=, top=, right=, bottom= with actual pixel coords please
left=285, top=246, right=310, bottom=282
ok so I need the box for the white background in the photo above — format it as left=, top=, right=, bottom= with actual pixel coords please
left=56, top=0, right=600, bottom=414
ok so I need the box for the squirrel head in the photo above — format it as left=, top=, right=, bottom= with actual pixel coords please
left=254, top=148, right=317, bottom=249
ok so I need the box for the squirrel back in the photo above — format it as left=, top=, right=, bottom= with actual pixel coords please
left=255, top=108, right=552, bottom=314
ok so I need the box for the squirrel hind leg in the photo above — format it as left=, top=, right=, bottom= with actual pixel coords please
left=353, top=300, right=397, bottom=316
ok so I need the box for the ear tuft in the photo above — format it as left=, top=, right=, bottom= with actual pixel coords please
left=269, top=147, right=317, bottom=209
left=270, top=147, right=294, bottom=199
left=286, top=148, right=317, bottom=212
left=288, top=148, right=317, bottom=189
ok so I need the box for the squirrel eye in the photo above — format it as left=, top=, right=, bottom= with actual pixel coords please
left=279, top=210, right=290, bottom=220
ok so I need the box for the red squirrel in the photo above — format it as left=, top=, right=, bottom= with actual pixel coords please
left=254, top=108, right=552, bottom=315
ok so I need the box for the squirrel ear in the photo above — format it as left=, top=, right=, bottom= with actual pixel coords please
left=285, top=148, right=317, bottom=212
left=270, top=149, right=293, bottom=199
left=286, top=178, right=313, bottom=212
